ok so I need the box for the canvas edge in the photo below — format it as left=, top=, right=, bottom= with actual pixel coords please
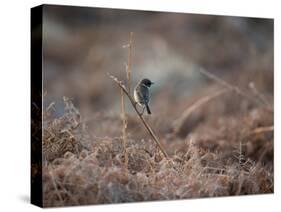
left=31, top=4, right=43, bottom=208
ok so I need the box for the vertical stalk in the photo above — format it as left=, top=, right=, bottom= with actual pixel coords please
left=120, top=88, right=128, bottom=169
left=126, top=32, right=133, bottom=95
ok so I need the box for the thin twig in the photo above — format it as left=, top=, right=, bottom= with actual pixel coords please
left=107, top=73, right=169, bottom=159
left=120, top=88, right=128, bottom=169
left=55, top=180, right=79, bottom=205
left=250, top=125, right=273, bottom=135
left=198, top=68, right=261, bottom=105
left=173, top=89, right=229, bottom=134
left=238, top=141, right=243, bottom=170
left=49, top=170, right=64, bottom=204
left=249, top=81, right=272, bottom=109
left=125, top=32, right=133, bottom=95
left=46, top=102, right=56, bottom=112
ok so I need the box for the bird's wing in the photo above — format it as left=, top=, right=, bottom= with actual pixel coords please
left=140, top=85, right=149, bottom=104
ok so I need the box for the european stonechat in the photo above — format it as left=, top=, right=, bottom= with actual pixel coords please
left=134, top=78, right=154, bottom=115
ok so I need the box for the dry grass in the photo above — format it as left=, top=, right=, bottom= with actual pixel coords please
left=42, top=98, right=273, bottom=207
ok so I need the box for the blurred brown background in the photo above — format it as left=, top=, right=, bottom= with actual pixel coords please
left=42, top=5, right=273, bottom=137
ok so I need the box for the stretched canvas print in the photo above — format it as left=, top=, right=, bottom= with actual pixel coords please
left=31, top=4, right=274, bottom=208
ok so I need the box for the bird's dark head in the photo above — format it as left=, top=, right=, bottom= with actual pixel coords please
left=141, top=78, right=154, bottom=87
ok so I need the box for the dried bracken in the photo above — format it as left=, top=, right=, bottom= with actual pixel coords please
left=43, top=97, right=88, bottom=162
left=42, top=97, right=273, bottom=207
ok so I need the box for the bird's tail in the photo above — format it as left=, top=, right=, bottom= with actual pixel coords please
left=145, top=104, right=151, bottom=115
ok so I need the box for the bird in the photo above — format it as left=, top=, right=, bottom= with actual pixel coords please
left=134, top=78, right=154, bottom=115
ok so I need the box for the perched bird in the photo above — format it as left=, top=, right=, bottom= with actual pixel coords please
left=134, top=78, right=154, bottom=115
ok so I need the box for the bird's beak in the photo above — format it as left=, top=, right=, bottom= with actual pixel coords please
left=151, top=82, right=155, bottom=85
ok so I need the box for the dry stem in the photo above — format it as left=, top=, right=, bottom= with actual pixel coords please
left=49, top=170, right=63, bottom=204
left=198, top=68, right=261, bottom=105
left=125, top=32, right=134, bottom=95
left=173, top=89, right=229, bottom=134
left=120, top=88, right=128, bottom=169
left=249, top=81, right=272, bottom=109
left=250, top=125, right=273, bottom=135
left=108, top=73, right=169, bottom=159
